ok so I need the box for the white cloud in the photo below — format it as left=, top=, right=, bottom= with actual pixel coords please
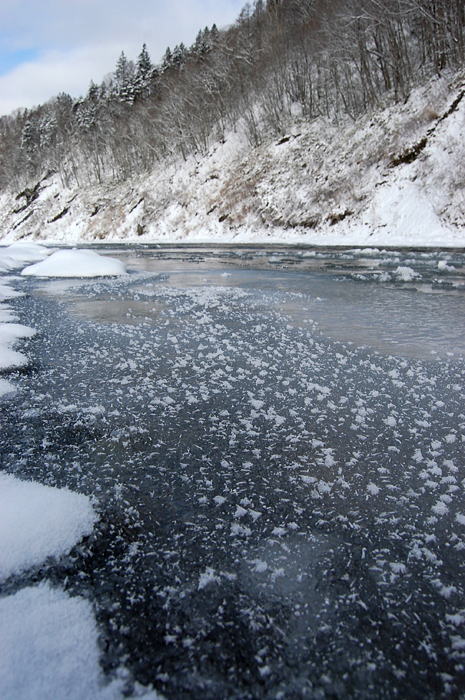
left=0, top=45, right=117, bottom=114
left=0, top=0, right=244, bottom=115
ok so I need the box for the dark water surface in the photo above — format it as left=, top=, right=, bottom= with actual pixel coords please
left=2, top=246, right=465, bottom=698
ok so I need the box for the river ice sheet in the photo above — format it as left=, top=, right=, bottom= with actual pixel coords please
left=1, top=247, right=465, bottom=698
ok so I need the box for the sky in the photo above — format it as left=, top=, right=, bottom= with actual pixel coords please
left=0, top=0, right=245, bottom=117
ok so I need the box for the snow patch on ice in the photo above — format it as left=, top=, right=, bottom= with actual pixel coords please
left=0, top=320, right=36, bottom=373
left=438, top=260, right=455, bottom=272
left=198, top=567, right=219, bottom=590
left=0, top=473, right=97, bottom=580
left=0, top=243, right=46, bottom=385
left=0, top=242, right=50, bottom=273
left=0, top=582, right=156, bottom=700
left=22, top=249, right=126, bottom=278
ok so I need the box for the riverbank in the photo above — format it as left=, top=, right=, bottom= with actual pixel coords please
left=0, top=70, right=464, bottom=248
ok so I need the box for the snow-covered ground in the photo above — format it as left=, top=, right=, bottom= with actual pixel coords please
left=0, top=70, right=464, bottom=247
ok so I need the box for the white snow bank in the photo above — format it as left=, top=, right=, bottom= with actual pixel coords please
left=0, top=275, right=36, bottom=382
left=0, top=247, right=41, bottom=377
left=21, top=249, right=126, bottom=278
left=5, top=242, right=49, bottom=262
left=0, top=583, right=126, bottom=700
left=0, top=322, right=36, bottom=344
left=0, top=305, right=19, bottom=322
left=0, top=322, right=36, bottom=371
left=0, top=345, right=28, bottom=371
left=0, top=473, right=97, bottom=580
left=362, top=181, right=451, bottom=245
left=0, top=242, right=50, bottom=272
left=0, top=282, right=23, bottom=301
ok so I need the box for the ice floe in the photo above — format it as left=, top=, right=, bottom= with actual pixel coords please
left=0, top=473, right=148, bottom=698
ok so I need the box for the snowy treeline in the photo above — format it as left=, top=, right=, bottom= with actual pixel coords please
left=0, top=0, right=463, bottom=191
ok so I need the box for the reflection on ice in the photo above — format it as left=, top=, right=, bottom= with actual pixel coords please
left=71, top=299, right=166, bottom=325
left=55, top=245, right=465, bottom=360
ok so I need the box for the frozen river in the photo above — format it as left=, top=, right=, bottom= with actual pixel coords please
left=2, top=246, right=465, bottom=698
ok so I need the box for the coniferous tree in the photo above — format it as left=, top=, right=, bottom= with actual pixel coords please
left=113, top=51, right=136, bottom=103
left=211, top=24, right=219, bottom=43
left=162, top=47, right=173, bottom=72
left=135, top=44, right=153, bottom=97
left=20, top=118, right=38, bottom=165
left=87, top=81, right=100, bottom=102
left=171, top=43, right=187, bottom=68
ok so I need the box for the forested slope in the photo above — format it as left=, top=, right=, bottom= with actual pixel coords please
left=0, top=0, right=464, bottom=245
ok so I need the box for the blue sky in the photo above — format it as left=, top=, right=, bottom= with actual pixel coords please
left=0, top=47, right=39, bottom=76
left=0, top=0, right=245, bottom=116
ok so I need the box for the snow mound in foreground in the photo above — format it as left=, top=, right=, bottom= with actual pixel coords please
left=21, top=249, right=126, bottom=278
left=0, top=583, right=126, bottom=700
left=0, top=473, right=97, bottom=580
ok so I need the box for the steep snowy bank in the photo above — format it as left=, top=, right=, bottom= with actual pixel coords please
left=0, top=74, right=465, bottom=246
left=0, top=71, right=464, bottom=247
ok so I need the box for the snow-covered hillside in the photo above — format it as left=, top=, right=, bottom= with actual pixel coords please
left=0, top=70, right=464, bottom=248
